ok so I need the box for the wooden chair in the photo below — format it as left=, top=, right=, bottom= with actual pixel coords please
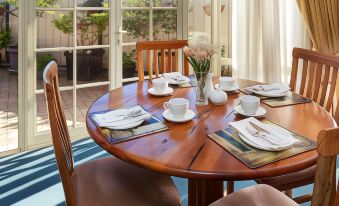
left=136, top=40, right=189, bottom=82
left=43, top=61, right=181, bottom=206
left=210, top=127, right=339, bottom=206
left=256, top=48, right=339, bottom=203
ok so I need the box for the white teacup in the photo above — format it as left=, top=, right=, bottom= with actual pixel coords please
left=163, top=98, right=189, bottom=119
left=219, top=77, right=236, bottom=90
left=240, top=95, right=260, bottom=115
left=152, top=78, right=169, bottom=93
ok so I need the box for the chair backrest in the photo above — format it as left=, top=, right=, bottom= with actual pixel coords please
left=311, top=127, right=339, bottom=206
left=43, top=61, right=75, bottom=206
left=290, top=48, right=339, bottom=119
left=136, top=40, right=189, bottom=82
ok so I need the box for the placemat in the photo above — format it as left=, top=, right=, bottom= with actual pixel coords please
left=261, top=93, right=312, bottom=107
left=208, top=120, right=316, bottom=168
left=89, top=108, right=169, bottom=144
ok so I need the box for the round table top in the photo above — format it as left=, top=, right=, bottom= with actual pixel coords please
left=86, top=78, right=336, bottom=180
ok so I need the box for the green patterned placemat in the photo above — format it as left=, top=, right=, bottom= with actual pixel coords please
left=208, top=120, right=316, bottom=168
left=89, top=108, right=168, bottom=144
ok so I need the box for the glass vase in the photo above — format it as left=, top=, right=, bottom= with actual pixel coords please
left=194, top=71, right=209, bottom=106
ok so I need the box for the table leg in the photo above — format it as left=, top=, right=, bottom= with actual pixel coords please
left=226, top=181, right=234, bottom=194
left=188, top=179, right=224, bottom=206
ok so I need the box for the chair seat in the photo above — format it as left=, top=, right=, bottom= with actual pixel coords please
left=209, top=184, right=299, bottom=206
left=256, top=165, right=315, bottom=191
left=72, top=156, right=181, bottom=206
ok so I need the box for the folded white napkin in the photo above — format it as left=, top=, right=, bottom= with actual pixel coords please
left=163, top=72, right=188, bottom=84
left=246, top=83, right=290, bottom=95
left=229, top=117, right=299, bottom=150
left=92, top=106, right=152, bottom=129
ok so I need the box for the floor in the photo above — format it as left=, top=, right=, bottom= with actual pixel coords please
left=0, top=67, right=108, bottom=152
left=0, top=138, right=318, bottom=206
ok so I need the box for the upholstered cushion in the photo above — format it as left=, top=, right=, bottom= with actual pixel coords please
left=72, top=156, right=181, bottom=206
left=256, top=165, right=316, bottom=191
left=210, top=184, right=298, bottom=206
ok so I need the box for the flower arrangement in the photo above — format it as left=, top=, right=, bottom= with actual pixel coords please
left=183, top=43, right=216, bottom=73
left=183, top=42, right=216, bottom=105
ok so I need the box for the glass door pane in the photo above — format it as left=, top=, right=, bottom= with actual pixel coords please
left=0, top=2, right=19, bottom=153
left=32, top=0, right=111, bottom=145
left=121, top=0, right=179, bottom=84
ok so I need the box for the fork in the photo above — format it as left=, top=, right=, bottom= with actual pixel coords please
left=245, top=126, right=281, bottom=145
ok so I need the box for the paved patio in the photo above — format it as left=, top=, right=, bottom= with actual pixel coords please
left=0, top=67, right=108, bottom=153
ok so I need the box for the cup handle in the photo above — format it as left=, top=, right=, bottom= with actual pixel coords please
left=164, top=102, right=170, bottom=110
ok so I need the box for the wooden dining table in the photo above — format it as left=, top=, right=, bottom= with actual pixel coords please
left=86, top=78, right=336, bottom=206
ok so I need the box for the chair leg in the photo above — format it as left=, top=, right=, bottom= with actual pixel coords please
left=293, top=193, right=313, bottom=204
left=285, top=189, right=292, bottom=198
left=227, top=181, right=234, bottom=194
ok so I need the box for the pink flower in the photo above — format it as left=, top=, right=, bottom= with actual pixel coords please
left=197, top=50, right=208, bottom=61
left=183, top=46, right=195, bottom=57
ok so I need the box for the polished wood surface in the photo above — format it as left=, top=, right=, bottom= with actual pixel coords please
left=86, top=78, right=336, bottom=206
left=44, top=61, right=75, bottom=206
left=312, top=128, right=339, bottom=206
left=209, top=128, right=339, bottom=206
left=44, top=62, right=181, bottom=206
left=136, top=40, right=189, bottom=81
left=290, top=48, right=339, bottom=117
left=259, top=47, right=339, bottom=203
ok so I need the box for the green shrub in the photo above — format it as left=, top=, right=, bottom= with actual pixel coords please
left=37, top=53, right=55, bottom=72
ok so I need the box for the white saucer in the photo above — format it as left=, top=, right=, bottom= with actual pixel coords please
left=148, top=87, right=173, bottom=96
left=234, top=105, right=266, bottom=117
left=162, top=109, right=195, bottom=123
left=215, top=84, right=240, bottom=92
left=107, top=120, right=144, bottom=130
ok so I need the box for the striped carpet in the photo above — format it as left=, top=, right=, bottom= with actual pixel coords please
left=0, top=138, right=321, bottom=206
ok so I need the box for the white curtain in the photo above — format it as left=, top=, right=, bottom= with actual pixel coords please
left=232, top=0, right=311, bottom=83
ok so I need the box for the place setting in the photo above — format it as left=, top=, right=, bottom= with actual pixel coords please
left=240, top=83, right=312, bottom=107
left=214, top=76, right=240, bottom=94
left=234, top=95, right=266, bottom=118
left=208, top=116, right=316, bottom=168
left=163, top=72, right=196, bottom=88
left=162, top=98, right=196, bottom=123
left=89, top=105, right=169, bottom=144
left=148, top=78, right=174, bottom=96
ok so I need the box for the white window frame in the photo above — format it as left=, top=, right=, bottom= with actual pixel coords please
left=119, top=0, right=184, bottom=85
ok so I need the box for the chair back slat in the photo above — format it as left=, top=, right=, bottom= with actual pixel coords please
left=299, top=59, right=309, bottom=95
left=137, top=50, right=144, bottom=81
left=147, top=50, right=152, bottom=80
left=326, top=68, right=338, bottom=111
left=306, top=61, right=316, bottom=98
left=161, top=49, right=166, bottom=73
left=312, top=63, right=323, bottom=102
left=319, top=66, right=331, bottom=106
left=311, top=128, right=339, bottom=206
left=167, top=49, right=172, bottom=72
left=290, top=48, right=339, bottom=119
left=43, top=61, right=75, bottom=206
left=174, top=49, right=179, bottom=72
left=153, top=50, right=159, bottom=77
left=136, top=40, right=189, bottom=81
left=290, top=57, right=299, bottom=91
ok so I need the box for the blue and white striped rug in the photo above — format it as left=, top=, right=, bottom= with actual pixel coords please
left=0, top=138, right=320, bottom=206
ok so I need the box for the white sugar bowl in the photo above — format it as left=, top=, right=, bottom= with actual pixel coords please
left=210, top=89, right=227, bottom=105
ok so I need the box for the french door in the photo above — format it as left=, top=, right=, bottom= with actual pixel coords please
left=22, top=0, right=184, bottom=150
left=24, top=0, right=113, bottom=149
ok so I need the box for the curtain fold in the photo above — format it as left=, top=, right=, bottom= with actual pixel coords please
left=296, top=0, right=339, bottom=54
left=232, top=0, right=311, bottom=83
